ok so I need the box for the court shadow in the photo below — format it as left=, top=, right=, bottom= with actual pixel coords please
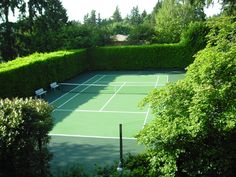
left=49, top=136, right=144, bottom=174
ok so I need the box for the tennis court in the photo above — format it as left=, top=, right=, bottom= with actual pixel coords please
left=47, top=71, right=185, bottom=172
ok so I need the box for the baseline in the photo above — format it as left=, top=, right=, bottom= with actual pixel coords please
left=54, top=108, right=146, bottom=114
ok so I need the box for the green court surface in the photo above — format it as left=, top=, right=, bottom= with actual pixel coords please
left=47, top=70, right=185, bottom=173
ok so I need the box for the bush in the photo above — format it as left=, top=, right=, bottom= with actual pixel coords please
left=94, top=153, right=151, bottom=177
left=137, top=17, right=236, bottom=177
left=0, top=49, right=88, bottom=98
left=54, top=163, right=88, bottom=177
left=180, top=21, right=209, bottom=54
left=0, top=98, right=53, bottom=177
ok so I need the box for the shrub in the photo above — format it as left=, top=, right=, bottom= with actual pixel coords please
left=94, top=153, right=151, bottom=177
left=137, top=17, right=236, bottom=177
left=180, top=21, right=209, bottom=54
left=0, top=49, right=88, bottom=98
left=0, top=97, right=53, bottom=177
left=54, top=163, right=88, bottom=177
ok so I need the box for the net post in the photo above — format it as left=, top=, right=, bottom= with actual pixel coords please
left=117, top=123, right=123, bottom=174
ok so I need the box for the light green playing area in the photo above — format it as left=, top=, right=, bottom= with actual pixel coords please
left=47, top=71, right=185, bottom=173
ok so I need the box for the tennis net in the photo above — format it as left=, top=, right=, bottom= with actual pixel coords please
left=59, top=83, right=164, bottom=94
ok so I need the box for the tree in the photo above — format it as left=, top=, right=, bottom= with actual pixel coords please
left=84, top=10, right=97, bottom=25
left=42, top=0, right=68, bottom=30
left=0, top=0, right=24, bottom=60
left=129, top=6, right=142, bottom=26
left=150, top=1, right=163, bottom=24
left=112, top=6, right=122, bottom=22
left=155, top=0, right=203, bottom=43
left=138, top=16, right=236, bottom=177
left=221, top=0, right=236, bottom=15
left=26, top=0, right=47, bottom=28
left=16, top=0, right=68, bottom=54
left=128, top=23, right=155, bottom=44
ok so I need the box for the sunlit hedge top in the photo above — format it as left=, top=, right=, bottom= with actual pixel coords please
left=0, top=49, right=88, bottom=98
left=0, top=50, right=84, bottom=71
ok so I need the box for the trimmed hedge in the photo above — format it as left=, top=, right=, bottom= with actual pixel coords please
left=88, top=22, right=208, bottom=70
left=0, top=49, right=88, bottom=98
left=88, top=43, right=192, bottom=70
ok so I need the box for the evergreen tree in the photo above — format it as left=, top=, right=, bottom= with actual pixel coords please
left=0, top=0, right=24, bottom=60
left=129, top=6, right=142, bottom=26
left=112, top=6, right=122, bottom=22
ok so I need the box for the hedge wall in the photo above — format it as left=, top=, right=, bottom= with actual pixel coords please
left=88, top=22, right=207, bottom=70
left=88, top=43, right=193, bottom=70
left=0, top=49, right=88, bottom=98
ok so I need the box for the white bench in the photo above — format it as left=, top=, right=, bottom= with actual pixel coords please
left=50, top=82, right=59, bottom=91
left=35, top=88, right=47, bottom=98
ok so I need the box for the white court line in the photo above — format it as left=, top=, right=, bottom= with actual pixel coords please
left=49, top=75, right=98, bottom=104
left=143, top=75, right=160, bottom=128
left=99, top=82, right=126, bottom=111
left=98, top=81, right=158, bottom=84
left=55, top=108, right=146, bottom=114
left=96, top=74, right=122, bottom=77
left=55, top=75, right=106, bottom=109
left=49, top=133, right=137, bottom=140
left=167, top=75, right=169, bottom=83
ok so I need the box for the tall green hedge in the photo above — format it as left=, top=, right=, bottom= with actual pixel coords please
left=0, top=49, right=88, bottom=98
left=88, top=43, right=191, bottom=70
left=88, top=22, right=207, bottom=70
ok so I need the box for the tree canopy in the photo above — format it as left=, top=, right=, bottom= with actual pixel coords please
left=137, top=16, right=236, bottom=176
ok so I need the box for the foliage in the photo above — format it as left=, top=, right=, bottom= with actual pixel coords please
left=88, top=22, right=207, bottom=70
left=128, top=6, right=142, bottom=26
left=0, top=49, right=88, bottom=98
left=0, top=19, right=207, bottom=98
left=206, top=16, right=236, bottom=49
left=110, top=22, right=131, bottom=35
left=180, top=21, right=209, bottom=53
left=112, top=6, right=122, bottom=22
left=94, top=153, right=151, bottom=177
left=127, top=23, right=155, bottom=44
left=0, top=0, right=68, bottom=60
left=155, top=0, right=204, bottom=43
left=54, top=163, right=88, bottom=177
left=137, top=16, right=236, bottom=176
left=221, top=0, right=236, bottom=16
left=88, top=43, right=189, bottom=70
left=59, top=23, right=103, bottom=49
left=0, top=97, right=53, bottom=177
left=0, top=0, right=25, bottom=60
